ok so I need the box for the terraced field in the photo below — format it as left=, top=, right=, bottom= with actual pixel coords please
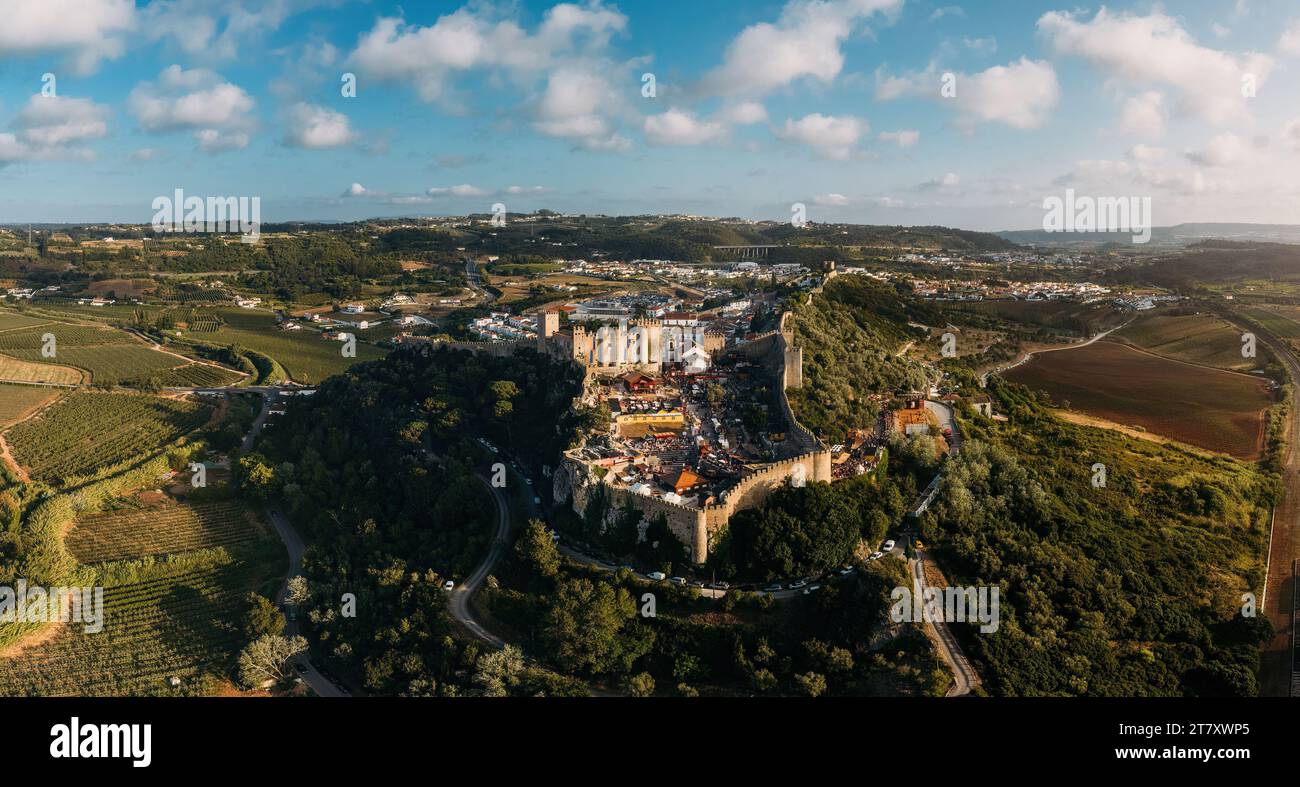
left=68, top=500, right=263, bottom=564
left=0, top=383, right=61, bottom=426
left=0, top=543, right=283, bottom=696
left=1114, top=312, right=1266, bottom=371
left=6, top=392, right=210, bottom=484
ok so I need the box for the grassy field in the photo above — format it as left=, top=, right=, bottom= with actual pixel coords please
left=68, top=499, right=265, bottom=564
left=0, top=383, right=61, bottom=427
left=0, top=542, right=283, bottom=696
left=1004, top=341, right=1274, bottom=459
left=7, top=391, right=210, bottom=484
left=1114, top=312, right=1265, bottom=371
left=176, top=307, right=386, bottom=384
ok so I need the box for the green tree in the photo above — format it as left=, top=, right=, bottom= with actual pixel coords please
left=516, top=519, right=561, bottom=578
left=541, top=577, right=654, bottom=676
left=624, top=672, right=655, bottom=697
left=242, top=592, right=285, bottom=641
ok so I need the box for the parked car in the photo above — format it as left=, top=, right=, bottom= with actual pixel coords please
left=646, top=571, right=667, bottom=581
left=788, top=579, right=808, bottom=589
left=868, top=552, right=883, bottom=561
left=669, top=576, right=687, bottom=586
left=837, top=566, right=855, bottom=576
left=802, top=584, right=822, bottom=595
left=442, top=580, right=455, bottom=591
left=882, top=539, right=896, bottom=552
left=763, top=583, right=783, bottom=593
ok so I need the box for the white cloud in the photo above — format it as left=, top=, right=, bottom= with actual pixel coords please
left=428, top=184, right=490, bottom=198
left=128, top=65, right=255, bottom=152
left=918, top=172, right=961, bottom=192
left=1285, top=119, right=1300, bottom=152
left=1120, top=91, right=1166, bottom=137
left=505, top=185, right=552, bottom=195
left=0, top=0, right=133, bottom=74
left=878, top=129, right=919, bottom=148
left=532, top=66, right=630, bottom=151
left=700, top=0, right=902, bottom=96
left=348, top=3, right=627, bottom=102
left=129, top=148, right=160, bottom=162
left=1186, top=132, right=1253, bottom=167
left=282, top=102, right=358, bottom=149
left=1129, top=144, right=1167, bottom=162
left=1038, top=8, right=1273, bottom=125
left=644, top=109, right=727, bottom=146
left=930, top=6, right=964, bottom=22
left=0, top=94, right=110, bottom=164
left=141, top=0, right=322, bottom=61
left=813, top=193, right=850, bottom=206
left=12, top=95, right=109, bottom=147
left=875, top=57, right=1059, bottom=130
left=195, top=129, right=250, bottom=152
left=1281, top=19, right=1300, bottom=55
left=776, top=113, right=868, bottom=160
left=344, top=182, right=370, bottom=197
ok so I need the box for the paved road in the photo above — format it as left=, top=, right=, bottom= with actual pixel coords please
left=924, top=399, right=962, bottom=453
left=447, top=476, right=511, bottom=649
left=1225, top=313, right=1299, bottom=697
left=268, top=506, right=348, bottom=697
left=241, top=389, right=348, bottom=697
left=912, top=551, right=979, bottom=697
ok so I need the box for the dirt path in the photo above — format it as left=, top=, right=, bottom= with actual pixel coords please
left=0, top=433, right=31, bottom=483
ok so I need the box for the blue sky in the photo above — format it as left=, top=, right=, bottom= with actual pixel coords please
left=1, top=0, right=1299, bottom=230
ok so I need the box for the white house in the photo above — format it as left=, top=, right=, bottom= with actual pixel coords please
left=682, top=345, right=711, bottom=374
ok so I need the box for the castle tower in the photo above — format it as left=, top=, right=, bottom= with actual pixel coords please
left=542, top=311, right=559, bottom=338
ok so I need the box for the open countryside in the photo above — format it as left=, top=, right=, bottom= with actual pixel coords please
left=1004, top=339, right=1273, bottom=459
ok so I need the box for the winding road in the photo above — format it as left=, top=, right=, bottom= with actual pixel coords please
left=240, top=387, right=348, bottom=697
left=446, top=476, right=511, bottom=649
left=980, top=318, right=1133, bottom=387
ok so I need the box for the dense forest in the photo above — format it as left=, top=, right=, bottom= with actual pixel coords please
left=240, top=345, right=588, bottom=695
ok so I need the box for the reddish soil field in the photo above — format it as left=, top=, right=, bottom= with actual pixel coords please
left=1004, top=340, right=1274, bottom=459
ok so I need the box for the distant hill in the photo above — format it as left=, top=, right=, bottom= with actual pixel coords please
left=999, top=223, right=1300, bottom=248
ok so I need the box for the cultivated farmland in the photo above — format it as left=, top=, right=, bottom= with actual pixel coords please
left=178, top=307, right=386, bottom=384
left=0, top=383, right=60, bottom=427
left=68, top=500, right=264, bottom=564
left=1003, top=340, right=1274, bottom=459
left=1114, top=312, right=1267, bottom=371
left=0, top=542, right=284, bottom=696
left=3, top=345, right=184, bottom=385
left=6, top=392, right=210, bottom=484
left=0, top=355, right=83, bottom=385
